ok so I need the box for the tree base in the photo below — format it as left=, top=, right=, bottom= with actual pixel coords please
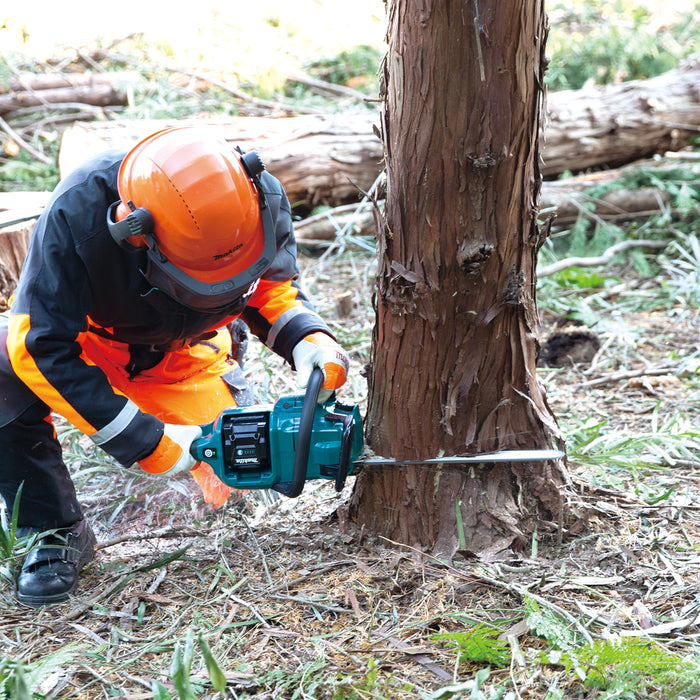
left=347, top=459, right=580, bottom=559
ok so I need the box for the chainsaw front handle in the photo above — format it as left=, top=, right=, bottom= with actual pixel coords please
left=273, top=366, right=324, bottom=497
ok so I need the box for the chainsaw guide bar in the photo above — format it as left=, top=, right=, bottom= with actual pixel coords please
left=353, top=449, right=566, bottom=468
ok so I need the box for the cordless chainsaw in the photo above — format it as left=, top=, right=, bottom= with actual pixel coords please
left=190, top=368, right=363, bottom=497
left=190, top=367, right=565, bottom=498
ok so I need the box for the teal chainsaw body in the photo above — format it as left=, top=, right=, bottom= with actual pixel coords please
left=190, top=368, right=363, bottom=497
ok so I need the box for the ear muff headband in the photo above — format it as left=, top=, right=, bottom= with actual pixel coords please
left=106, top=200, right=155, bottom=247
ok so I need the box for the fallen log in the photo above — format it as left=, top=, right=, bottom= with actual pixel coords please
left=0, top=71, right=140, bottom=95
left=0, top=193, right=50, bottom=299
left=5, top=154, right=693, bottom=252
left=296, top=209, right=376, bottom=247
left=542, top=62, right=700, bottom=174
left=0, top=84, right=128, bottom=115
left=58, top=113, right=385, bottom=210
left=0, top=191, right=52, bottom=223
left=0, top=157, right=689, bottom=306
left=0, top=71, right=140, bottom=117
left=543, top=184, right=672, bottom=224
left=537, top=156, right=700, bottom=225
left=55, top=62, right=700, bottom=193
left=0, top=222, right=32, bottom=310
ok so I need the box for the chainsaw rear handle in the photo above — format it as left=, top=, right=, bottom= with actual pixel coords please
left=272, top=366, right=324, bottom=498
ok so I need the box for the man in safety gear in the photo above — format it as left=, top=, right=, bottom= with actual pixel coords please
left=0, top=125, right=350, bottom=606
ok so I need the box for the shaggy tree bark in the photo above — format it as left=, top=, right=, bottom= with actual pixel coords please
left=347, top=0, right=571, bottom=557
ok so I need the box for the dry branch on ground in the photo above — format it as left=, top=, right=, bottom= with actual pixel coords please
left=4, top=297, right=700, bottom=699
left=0, top=72, right=137, bottom=115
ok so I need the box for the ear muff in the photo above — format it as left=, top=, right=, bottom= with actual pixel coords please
left=107, top=200, right=155, bottom=249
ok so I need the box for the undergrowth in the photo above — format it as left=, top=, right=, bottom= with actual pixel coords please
left=2, top=237, right=700, bottom=698
left=546, top=0, right=700, bottom=90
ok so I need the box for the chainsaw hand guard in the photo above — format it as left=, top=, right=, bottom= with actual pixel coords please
left=274, top=367, right=323, bottom=498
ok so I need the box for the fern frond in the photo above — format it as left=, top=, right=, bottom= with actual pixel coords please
left=572, top=637, right=700, bottom=696
left=524, top=595, right=580, bottom=652
left=433, top=623, right=510, bottom=669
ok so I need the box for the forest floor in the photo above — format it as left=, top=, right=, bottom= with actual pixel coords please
left=2, top=246, right=700, bottom=700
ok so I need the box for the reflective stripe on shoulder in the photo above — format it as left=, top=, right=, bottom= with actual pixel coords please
left=91, top=399, right=140, bottom=446
left=267, top=306, right=322, bottom=347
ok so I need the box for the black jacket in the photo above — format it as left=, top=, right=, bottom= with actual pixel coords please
left=5, top=150, right=331, bottom=465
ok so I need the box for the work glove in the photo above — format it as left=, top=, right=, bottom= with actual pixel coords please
left=292, top=332, right=350, bottom=403
left=138, top=423, right=203, bottom=476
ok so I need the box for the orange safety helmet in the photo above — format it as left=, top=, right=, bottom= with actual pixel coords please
left=106, top=125, right=276, bottom=312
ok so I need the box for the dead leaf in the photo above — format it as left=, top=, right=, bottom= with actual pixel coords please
left=344, top=589, right=363, bottom=620
left=632, top=599, right=655, bottom=629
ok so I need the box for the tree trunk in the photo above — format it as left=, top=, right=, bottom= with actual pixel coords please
left=347, top=0, right=571, bottom=558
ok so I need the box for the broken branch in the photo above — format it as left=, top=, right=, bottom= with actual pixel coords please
left=537, top=239, right=669, bottom=277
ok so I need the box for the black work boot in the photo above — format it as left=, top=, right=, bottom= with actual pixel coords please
left=16, top=519, right=96, bottom=607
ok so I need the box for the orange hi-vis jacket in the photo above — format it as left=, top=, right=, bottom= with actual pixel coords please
left=5, top=150, right=332, bottom=468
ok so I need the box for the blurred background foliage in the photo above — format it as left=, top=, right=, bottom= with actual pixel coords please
left=546, top=0, right=699, bottom=90
left=1, top=0, right=698, bottom=113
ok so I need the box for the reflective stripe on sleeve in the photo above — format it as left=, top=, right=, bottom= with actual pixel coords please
left=267, top=306, right=322, bottom=347
left=91, top=399, right=140, bottom=446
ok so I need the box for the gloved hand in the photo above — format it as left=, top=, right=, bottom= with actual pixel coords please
left=138, top=423, right=203, bottom=476
left=292, top=332, right=350, bottom=403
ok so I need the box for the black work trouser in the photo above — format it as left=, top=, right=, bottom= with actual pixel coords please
left=0, top=314, right=82, bottom=529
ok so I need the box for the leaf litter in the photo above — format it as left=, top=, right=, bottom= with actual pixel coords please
left=2, top=249, right=700, bottom=699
